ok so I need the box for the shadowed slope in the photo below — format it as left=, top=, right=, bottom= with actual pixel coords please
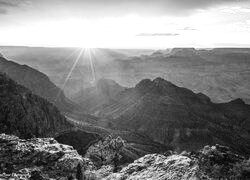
left=0, top=55, right=80, bottom=113
left=77, top=77, right=250, bottom=156
left=0, top=73, right=72, bottom=138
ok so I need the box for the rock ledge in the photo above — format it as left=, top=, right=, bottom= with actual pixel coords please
left=0, top=133, right=90, bottom=180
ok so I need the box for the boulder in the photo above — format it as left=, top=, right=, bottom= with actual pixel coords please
left=105, top=154, right=200, bottom=180
left=0, top=134, right=92, bottom=180
left=104, top=145, right=250, bottom=180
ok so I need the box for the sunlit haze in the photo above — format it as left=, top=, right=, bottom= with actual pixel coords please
left=0, top=0, right=250, bottom=48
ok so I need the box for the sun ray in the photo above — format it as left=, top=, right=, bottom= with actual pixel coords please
left=88, top=49, right=96, bottom=83
left=83, top=48, right=96, bottom=84
left=59, top=48, right=82, bottom=69
left=66, top=48, right=82, bottom=59
left=54, top=48, right=84, bottom=102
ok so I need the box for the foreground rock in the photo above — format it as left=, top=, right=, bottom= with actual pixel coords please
left=105, top=154, right=197, bottom=180
left=0, top=133, right=249, bottom=180
left=0, top=134, right=93, bottom=180
left=104, top=144, right=250, bottom=180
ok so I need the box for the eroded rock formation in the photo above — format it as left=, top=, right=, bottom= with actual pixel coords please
left=0, top=134, right=94, bottom=180
left=105, top=144, right=250, bottom=180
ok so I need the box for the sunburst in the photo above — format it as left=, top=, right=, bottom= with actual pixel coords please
left=84, top=48, right=96, bottom=84
left=54, top=47, right=97, bottom=103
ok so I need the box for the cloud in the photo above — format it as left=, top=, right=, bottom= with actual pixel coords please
left=137, top=33, right=180, bottom=36
left=0, top=0, right=26, bottom=7
left=0, top=8, right=6, bottom=14
left=1, top=0, right=249, bottom=16
left=220, top=6, right=250, bottom=14
left=0, top=0, right=28, bottom=14
left=180, top=27, right=197, bottom=31
left=70, top=0, right=250, bottom=16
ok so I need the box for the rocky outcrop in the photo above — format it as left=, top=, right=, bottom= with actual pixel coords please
left=106, top=154, right=197, bottom=180
left=105, top=145, right=250, bottom=180
left=170, top=48, right=198, bottom=57
left=0, top=134, right=94, bottom=180
left=0, top=73, right=72, bottom=138
left=1, top=133, right=249, bottom=180
left=209, top=48, right=250, bottom=55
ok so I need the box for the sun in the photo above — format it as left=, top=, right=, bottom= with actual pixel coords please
left=78, top=36, right=98, bottom=49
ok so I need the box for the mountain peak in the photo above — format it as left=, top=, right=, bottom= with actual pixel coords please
left=153, top=77, right=175, bottom=87
left=229, top=98, right=245, bottom=105
left=153, top=77, right=165, bottom=83
left=151, top=50, right=164, bottom=56
left=96, top=78, right=121, bottom=88
left=170, top=47, right=198, bottom=57
left=135, top=79, right=154, bottom=92
left=95, top=78, right=125, bottom=96
left=135, top=78, right=177, bottom=94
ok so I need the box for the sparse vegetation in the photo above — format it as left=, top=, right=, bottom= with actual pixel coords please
left=0, top=73, right=71, bottom=139
left=76, top=163, right=84, bottom=180
left=195, top=145, right=250, bottom=179
left=85, top=135, right=125, bottom=172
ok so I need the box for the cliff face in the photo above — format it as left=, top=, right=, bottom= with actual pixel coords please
left=0, top=56, right=79, bottom=112
left=79, top=78, right=250, bottom=156
left=0, top=134, right=93, bottom=180
left=0, top=73, right=72, bottom=138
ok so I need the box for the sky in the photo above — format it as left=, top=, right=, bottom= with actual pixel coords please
left=0, top=0, right=250, bottom=48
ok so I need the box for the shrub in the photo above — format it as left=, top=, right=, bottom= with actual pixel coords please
left=85, top=135, right=125, bottom=172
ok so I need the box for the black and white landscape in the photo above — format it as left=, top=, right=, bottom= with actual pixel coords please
left=1, top=0, right=250, bottom=179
